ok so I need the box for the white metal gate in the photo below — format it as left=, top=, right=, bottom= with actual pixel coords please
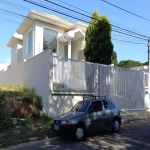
left=109, top=66, right=145, bottom=110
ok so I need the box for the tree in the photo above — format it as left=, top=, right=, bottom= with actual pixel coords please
left=84, top=10, right=114, bottom=65
left=112, top=51, right=118, bottom=66
left=118, top=60, right=143, bottom=68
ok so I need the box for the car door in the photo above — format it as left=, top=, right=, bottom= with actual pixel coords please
left=86, top=101, right=104, bottom=131
left=96, top=100, right=104, bottom=130
left=102, top=99, right=115, bottom=127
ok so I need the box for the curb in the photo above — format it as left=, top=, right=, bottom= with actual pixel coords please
left=28, top=137, right=38, bottom=141
left=121, top=116, right=150, bottom=124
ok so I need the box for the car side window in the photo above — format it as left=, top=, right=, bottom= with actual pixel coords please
left=103, top=99, right=116, bottom=110
left=88, top=101, right=103, bottom=112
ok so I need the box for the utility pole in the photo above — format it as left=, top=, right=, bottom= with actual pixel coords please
left=148, top=39, right=150, bottom=90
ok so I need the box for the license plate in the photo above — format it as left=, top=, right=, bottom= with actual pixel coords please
left=54, top=125, right=59, bottom=130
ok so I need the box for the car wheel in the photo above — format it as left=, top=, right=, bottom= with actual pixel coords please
left=74, top=125, right=85, bottom=141
left=112, top=118, right=120, bottom=133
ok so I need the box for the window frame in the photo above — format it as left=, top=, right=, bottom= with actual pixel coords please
left=88, top=101, right=103, bottom=113
left=43, top=27, right=58, bottom=53
left=28, top=31, right=33, bottom=54
left=102, top=99, right=116, bottom=110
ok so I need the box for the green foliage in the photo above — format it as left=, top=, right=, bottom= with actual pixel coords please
left=143, top=61, right=148, bottom=65
left=118, top=60, right=145, bottom=68
left=112, top=51, right=118, bottom=66
left=0, top=85, right=43, bottom=119
left=84, top=10, right=114, bottom=64
left=20, top=114, right=52, bottom=127
left=0, top=116, right=13, bottom=130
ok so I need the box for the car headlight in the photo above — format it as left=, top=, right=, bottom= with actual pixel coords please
left=61, top=120, right=76, bottom=125
left=61, top=120, right=69, bottom=124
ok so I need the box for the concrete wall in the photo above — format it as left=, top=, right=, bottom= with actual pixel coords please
left=0, top=49, right=84, bottom=117
left=0, top=49, right=52, bottom=116
left=11, top=45, right=17, bottom=66
left=17, top=41, right=23, bottom=63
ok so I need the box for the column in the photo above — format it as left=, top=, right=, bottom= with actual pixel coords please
left=68, top=39, right=71, bottom=59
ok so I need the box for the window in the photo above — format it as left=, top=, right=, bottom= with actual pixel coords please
left=88, top=101, right=103, bottom=112
left=64, top=45, right=68, bottom=58
left=102, top=100, right=116, bottom=110
left=43, top=28, right=57, bottom=53
left=28, top=31, right=33, bottom=54
left=71, top=101, right=90, bottom=112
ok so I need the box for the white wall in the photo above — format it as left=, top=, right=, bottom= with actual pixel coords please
left=72, top=37, right=84, bottom=60
left=17, top=41, right=23, bottom=63
left=59, top=42, right=65, bottom=57
left=11, top=44, right=17, bottom=66
left=0, top=50, right=52, bottom=116
left=0, top=49, right=84, bottom=117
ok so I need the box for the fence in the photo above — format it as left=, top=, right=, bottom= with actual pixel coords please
left=53, top=56, right=145, bottom=110
left=53, top=56, right=94, bottom=94
left=110, top=66, right=145, bottom=110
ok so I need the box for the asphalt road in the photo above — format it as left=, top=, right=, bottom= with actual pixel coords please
left=3, top=119, right=150, bottom=150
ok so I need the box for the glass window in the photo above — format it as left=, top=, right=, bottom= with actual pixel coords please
left=103, top=99, right=116, bottom=110
left=28, top=31, right=33, bottom=54
left=88, top=101, right=103, bottom=112
left=71, top=101, right=90, bottom=112
left=43, top=28, right=57, bottom=53
left=64, top=45, right=68, bottom=58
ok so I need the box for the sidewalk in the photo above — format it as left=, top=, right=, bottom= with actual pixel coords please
left=121, top=110, right=150, bottom=124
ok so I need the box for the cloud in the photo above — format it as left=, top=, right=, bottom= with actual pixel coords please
left=0, top=59, right=11, bottom=71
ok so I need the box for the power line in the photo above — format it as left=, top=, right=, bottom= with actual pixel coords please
left=101, top=0, right=150, bottom=22
left=43, top=0, right=149, bottom=39
left=55, top=0, right=150, bottom=38
left=2, top=0, right=150, bottom=39
left=0, top=17, right=22, bottom=24
left=0, top=8, right=28, bottom=18
left=0, top=0, right=148, bottom=43
left=57, top=0, right=91, bottom=14
left=112, top=38, right=146, bottom=45
left=0, top=0, right=30, bottom=11
left=23, top=0, right=148, bottom=41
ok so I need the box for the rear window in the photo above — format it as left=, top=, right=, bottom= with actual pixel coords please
left=102, top=99, right=116, bottom=110
left=71, top=101, right=90, bottom=112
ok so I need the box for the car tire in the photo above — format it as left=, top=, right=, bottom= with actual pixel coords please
left=74, top=125, right=85, bottom=141
left=112, top=118, right=120, bottom=133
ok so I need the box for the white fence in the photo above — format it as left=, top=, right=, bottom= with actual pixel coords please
left=53, top=56, right=145, bottom=110
left=53, top=56, right=94, bottom=94
left=0, top=50, right=146, bottom=116
left=110, top=67, right=145, bottom=110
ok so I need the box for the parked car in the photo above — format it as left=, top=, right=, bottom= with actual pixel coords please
left=52, top=96, right=121, bottom=141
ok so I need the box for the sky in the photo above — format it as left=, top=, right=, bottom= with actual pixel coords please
left=0, top=0, right=150, bottom=70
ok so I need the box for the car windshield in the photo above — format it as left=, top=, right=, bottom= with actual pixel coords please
left=71, top=101, right=90, bottom=112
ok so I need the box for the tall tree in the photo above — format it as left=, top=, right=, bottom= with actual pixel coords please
left=112, top=51, right=118, bottom=66
left=84, top=10, right=114, bottom=64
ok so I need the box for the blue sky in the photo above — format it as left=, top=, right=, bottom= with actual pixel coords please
left=0, top=0, right=150, bottom=66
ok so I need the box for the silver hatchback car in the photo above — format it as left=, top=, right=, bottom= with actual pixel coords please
left=52, top=96, right=121, bottom=141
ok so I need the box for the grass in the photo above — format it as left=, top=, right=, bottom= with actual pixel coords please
left=0, top=116, right=56, bottom=148
left=0, top=85, right=56, bottom=148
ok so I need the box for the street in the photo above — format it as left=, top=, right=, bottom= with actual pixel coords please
left=3, top=119, right=150, bottom=150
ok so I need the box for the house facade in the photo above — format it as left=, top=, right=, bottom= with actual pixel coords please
left=1, top=10, right=146, bottom=117
left=7, top=10, right=87, bottom=66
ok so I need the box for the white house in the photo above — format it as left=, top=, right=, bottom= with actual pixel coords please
left=7, top=10, right=87, bottom=66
